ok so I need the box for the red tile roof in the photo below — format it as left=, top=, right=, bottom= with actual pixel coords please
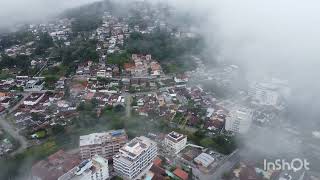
left=153, top=156, right=162, bottom=166
left=173, top=168, right=189, bottom=180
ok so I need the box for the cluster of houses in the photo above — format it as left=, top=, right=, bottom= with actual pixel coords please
left=95, top=12, right=129, bottom=54
left=13, top=91, right=75, bottom=131
left=0, top=76, right=44, bottom=92
left=2, top=18, right=72, bottom=59
left=0, top=92, right=22, bottom=113
left=131, top=85, right=230, bottom=132
left=28, top=18, right=73, bottom=43
left=47, top=19, right=73, bottom=42
left=95, top=6, right=168, bottom=56
left=3, top=41, right=35, bottom=57
left=124, top=54, right=163, bottom=78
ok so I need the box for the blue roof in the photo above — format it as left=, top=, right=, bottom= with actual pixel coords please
left=111, top=129, right=124, bottom=136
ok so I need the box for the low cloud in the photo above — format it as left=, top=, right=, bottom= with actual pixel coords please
left=0, top=0, right=101, bottom=29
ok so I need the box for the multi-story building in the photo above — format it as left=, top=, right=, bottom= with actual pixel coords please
left=225, top=108, right=253, bottom=134
left=113, top=136, right=157, bottom=180
left=80, top=129, right=128, bottom=160
left=58, top=155, right=109, bottom=180
left=164, top=131, right=187, bottom=154
left=24, top=79, right=45, bottom=91
left=249, top=82, right=280, bottom=107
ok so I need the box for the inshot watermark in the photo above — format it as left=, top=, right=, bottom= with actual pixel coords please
left=263, top=158, right=310, bottom=172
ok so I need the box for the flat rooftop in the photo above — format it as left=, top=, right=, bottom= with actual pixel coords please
left=117, top=136, right=155, bottom=161
left=166, top=131, right=186, bottom=143
left=80, top=129, right=126, bottom=146
left=194, top=153, right=215, bottom=168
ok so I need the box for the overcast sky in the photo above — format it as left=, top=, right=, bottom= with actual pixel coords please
left=168, top=0, right=320, bottom=120
left=0, top=0, right=100, bottom=28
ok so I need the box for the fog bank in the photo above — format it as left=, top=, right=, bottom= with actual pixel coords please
left=0, top=0, right=100, bottom=29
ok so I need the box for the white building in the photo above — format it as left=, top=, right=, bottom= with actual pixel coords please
left=24, top=79, right=45, bottom=91
left=58, top=155, right=109, bottom=180
left=249, top=78, right=290, bottom=108
left=225, top=108, right=253, bottom=134
left=80, top=130, right=128, bottom=160
left=164, top=131, right=187, bottom=154
left=97, top=69, right=112, bottom=78
left=194, top=153, right=215, bottom=168
left=113, top=136, right=157, bottom=180
left=249, top=82, right=280, bottom=107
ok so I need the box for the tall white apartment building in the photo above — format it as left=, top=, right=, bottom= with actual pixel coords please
left=113, top=136, right=157, bottom=180
left=58, top=155, right=109, bottom=180
left=249, top=82, right=280, bottom=107
left=80, top=129, right=128, bottom=160
left=225, top=108, right=253, bottom=134
left=164, top=131, right=187, bottom=154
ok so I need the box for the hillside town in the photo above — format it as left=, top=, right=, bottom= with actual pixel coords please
left=0, top=0, right=317, bottom=180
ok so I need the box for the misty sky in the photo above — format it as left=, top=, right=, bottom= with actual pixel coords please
left=0, top=0, right=100, bottom=28
left=168, top=0, right=320, bottom=118
left=171, top=0, right=320, bottom=78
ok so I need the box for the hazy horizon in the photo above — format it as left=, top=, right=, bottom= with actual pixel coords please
left=0, top=0, right=101, bottom=29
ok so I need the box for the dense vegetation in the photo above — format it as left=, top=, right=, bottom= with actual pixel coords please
left=52, top=37, right=98, bottom=66
left=62, top=0, right=115, bottom=34
left=125, top=30, right=204, bottom=73
left=0, top=54, right=30, bottom=70
left=0, top=30, right=35, bottom=51
left=34, top=32, right=54, bottom=55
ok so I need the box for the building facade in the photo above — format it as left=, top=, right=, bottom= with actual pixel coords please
left=225, top=108, right=253, bottom=134
left=80, top=129, right=128, bottom=160
left=113, top=136, right=157, bottom=180
left=164, top=131, right=187, bottom=154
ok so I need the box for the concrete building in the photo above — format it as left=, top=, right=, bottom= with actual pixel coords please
left=164, top=131, right=187, bottom=154
left=58, top=155, right=109, bottom=180
left=249, top=82, right=280, bottom=106
left=225, top=108, right=253, bottom=134
left=97, top=69, right=112, bottom=78
left=80, top=129, right=128, bottom=160
left=24, top=79, right=44, bottom=91
left=249, top=78, right=290, bottom=109
left=113, top=136, right=157, bottom=180
left=194, top=153, right=215, bottom=168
